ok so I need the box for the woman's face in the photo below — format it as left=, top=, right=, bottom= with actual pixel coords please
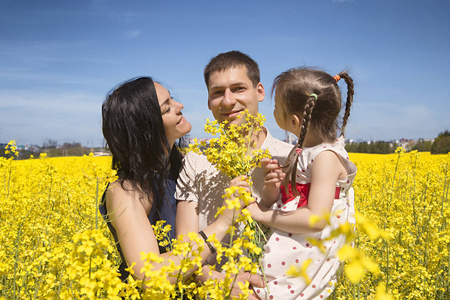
left=155, top=82, right=191, bottom=146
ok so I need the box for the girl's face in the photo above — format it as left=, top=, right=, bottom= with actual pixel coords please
left=273, top=92, right=300, bottom=137
left=155, top=83, right=192, bottom=146
left=274, top=93, right=290, bottom=131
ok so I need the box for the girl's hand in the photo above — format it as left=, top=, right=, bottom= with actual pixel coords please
left=262, top=158, right=285, bottom=186
left=261, top=158, right=284, bottom=208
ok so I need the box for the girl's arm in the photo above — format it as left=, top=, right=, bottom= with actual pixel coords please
left=260, top=158, right=284, bottom=209
left=247, top=151, right=347, bottom=234
left=107, top=181, right=234, bottom=284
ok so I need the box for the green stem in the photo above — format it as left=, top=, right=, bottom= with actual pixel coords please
left=12, top=225, right=22, bottom=299
left=259, top=256, right=270, bottom=295
left=386, top=240, right=390, bottom=291
left=13, top=209, right=32, bottom=299
left=7, top=159, right=12, bottom=199
left=95, top=178, right=99, bottom=230
left=225, top=273, right=240, bottom=300
left=352, top=282, right=356, bottom=300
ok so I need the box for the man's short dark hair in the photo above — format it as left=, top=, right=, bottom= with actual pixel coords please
left=204, top=50, right=260, bottom=88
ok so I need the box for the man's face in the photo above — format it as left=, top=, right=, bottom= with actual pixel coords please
left=207, top=66, right=264, bottom=126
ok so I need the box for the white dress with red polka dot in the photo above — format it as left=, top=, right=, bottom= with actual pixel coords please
left=254, top=137, right=357, bottom=300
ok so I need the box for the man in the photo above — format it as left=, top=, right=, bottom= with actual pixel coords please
left=175, top=50, right=293, bottom=297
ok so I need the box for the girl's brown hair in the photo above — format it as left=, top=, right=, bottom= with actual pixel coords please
left=271, top=67, right=354, bottom=194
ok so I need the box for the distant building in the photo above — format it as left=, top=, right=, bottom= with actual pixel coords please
left=284, top=132, right=297, bottom=145
left=94, top=151, right=110, bottom=157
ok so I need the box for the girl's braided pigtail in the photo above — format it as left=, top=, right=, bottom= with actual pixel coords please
left=338, top=72, right=354, bottom=137
left=283, top=93, right=317, bottom=195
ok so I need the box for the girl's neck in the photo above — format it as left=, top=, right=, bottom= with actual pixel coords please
left=301, top=129, right=324, bottom=148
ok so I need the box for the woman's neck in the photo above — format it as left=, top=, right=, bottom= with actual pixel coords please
left=167, top=140, right=175, bottom=151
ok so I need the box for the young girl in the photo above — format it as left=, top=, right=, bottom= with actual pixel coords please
left=247, top=68, right=357, bottom=299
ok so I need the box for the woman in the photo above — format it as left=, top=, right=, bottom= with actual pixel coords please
left=99, top=77, right=236, bottom=283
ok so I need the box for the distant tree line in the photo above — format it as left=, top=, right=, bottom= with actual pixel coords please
left=46, top=142, right=92, bottom=157
left=345, top=141, right=399, bottom=154
left=344, top=130, right=450, bottom=154
left=411, top=139, right=432, bottom=152
left=0, top=141, right=96, bottom=159
left=2, top=131, right=450, bottom=158
left=431, top=130, right=450, bottom=154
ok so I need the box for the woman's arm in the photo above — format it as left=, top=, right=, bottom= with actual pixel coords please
left=106, top=182, right=160, bottom=279
left=106, top=181, right=231, bottom=284
left=175, top=200, right=199, bottom=237
left=247, top=151, right=347, bottom=234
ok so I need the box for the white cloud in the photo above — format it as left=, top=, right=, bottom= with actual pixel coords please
left=127, top=29, right=142, bottom=38
left=0, top=90, right=103, bottom=146
left=0, top=90, right=100, bottom=113
left=346, top=101, right=447, bottom=141
left=0, top=69, right=106, bottom=86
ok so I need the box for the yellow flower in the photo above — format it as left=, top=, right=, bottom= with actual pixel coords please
left=394, top=146, right=406, bottom=154
left=344, top=260, right=365, bottom=284
left=286, top=259, right=312, bottom=284
left=375, top=283, right=394, bottom=300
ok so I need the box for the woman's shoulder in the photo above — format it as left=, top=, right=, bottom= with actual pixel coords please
left=105, top=180, right=152, bottom=216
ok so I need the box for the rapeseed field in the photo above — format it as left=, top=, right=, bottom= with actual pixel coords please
left=1, top=143, right=448, bottom=299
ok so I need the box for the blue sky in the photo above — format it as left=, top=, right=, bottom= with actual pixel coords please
left=1, top=0, right=449, bottom=147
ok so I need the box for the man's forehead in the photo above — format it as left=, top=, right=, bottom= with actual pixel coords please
left=208, top=66, right=251, bottom=88
left=212, top=65, right=247, bottom=75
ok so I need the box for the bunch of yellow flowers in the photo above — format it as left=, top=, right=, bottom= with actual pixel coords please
left=188, top=110, right=271, bottom=180
left=188, top=111, right=272, bottom=273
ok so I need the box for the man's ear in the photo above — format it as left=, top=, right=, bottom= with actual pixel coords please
left=257, top=83, right=265, bottom=103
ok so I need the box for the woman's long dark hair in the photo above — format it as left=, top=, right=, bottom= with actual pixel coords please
left=102, top=76, right=182, bottom=219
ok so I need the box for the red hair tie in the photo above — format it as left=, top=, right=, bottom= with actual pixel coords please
left=333, top=75, right=341, bottom=82
left=295, top=148, right=303, bottom=155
